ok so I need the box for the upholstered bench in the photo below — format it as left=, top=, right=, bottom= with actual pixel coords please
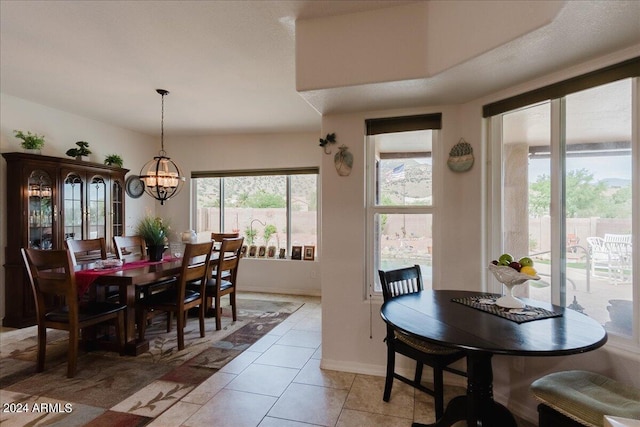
left=531, top=370, right=640, bottom=427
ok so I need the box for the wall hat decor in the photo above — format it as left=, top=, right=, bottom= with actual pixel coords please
left=447, top=138, right=474, bottom=172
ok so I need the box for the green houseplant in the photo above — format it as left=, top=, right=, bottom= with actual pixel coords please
left=66, top=141, right=92, bottom=160
left=104, top=154, right=123, bottom=168
left=136, top=215, right=171, bottom=261
left=14, top=130, right=45, bottom=152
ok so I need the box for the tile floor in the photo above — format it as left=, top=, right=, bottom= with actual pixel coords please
left=1, top=293, right=536, bottom=427
left=150, top=293, right=535, bottom=427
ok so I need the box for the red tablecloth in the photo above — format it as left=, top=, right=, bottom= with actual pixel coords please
left=75, top=257, right=181, bottom=297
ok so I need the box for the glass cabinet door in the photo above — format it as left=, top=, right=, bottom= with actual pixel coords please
left=112, top=179, right=124, bottom=237
left=28, top=170, right=54, bottom=249
left=64, top=173, right=84, bottom=240
left=87, top=176, right=107, bottom=239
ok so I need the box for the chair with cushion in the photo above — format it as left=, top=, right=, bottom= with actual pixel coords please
left=21, top=248, right=126, bottom=378
left=113, top=235, right=175, bottom=295
left=192, top=236, right=244, bottom=330
left=136, top=241, right=213, bottom=350
left=379, top=265, right=467, bottom=419
left=531, top=370, right=640, bottom=427
left=211, top=232, right=241, bottom=280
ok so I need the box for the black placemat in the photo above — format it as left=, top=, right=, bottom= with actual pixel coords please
left=452, top=294, right=562, bottom=323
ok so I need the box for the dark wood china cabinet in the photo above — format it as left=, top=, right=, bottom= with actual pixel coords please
left=2, top=152, right=128, bottom=327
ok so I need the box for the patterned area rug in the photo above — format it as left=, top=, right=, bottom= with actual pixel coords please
left=0, top=298, right=302, bottom=426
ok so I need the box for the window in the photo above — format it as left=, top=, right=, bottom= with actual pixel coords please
left=192, top=168, right=318, bottom=258
left=366, top=114, right=441, bottom=292
left=488, top=73, right=637, bottom=345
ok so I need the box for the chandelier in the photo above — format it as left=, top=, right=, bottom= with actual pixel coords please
left=139, top=89, right=185, bottom=205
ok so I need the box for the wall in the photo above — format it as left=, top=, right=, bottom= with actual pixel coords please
left=319, top=45, right=640, bottom=424
left=0, top=93, right=158, bottom=321
left=157, top=132, right=322, bottom=295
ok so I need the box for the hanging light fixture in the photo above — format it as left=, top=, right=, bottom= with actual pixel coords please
left=139, top=89, right=185, bottom=205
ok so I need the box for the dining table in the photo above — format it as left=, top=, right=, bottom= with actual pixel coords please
left=75, top=256, right=185, bottom=355
left=380, top=289, right=608, bottom=427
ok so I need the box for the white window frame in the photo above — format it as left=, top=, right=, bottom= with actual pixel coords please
left=191, top=168, right=319, bottom=257
left=486, top=77, right=639, bottom=350
left=365, top=129, right=441, bottom=296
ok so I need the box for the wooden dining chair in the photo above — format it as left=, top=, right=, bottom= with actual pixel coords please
left=210, top=232, right=241, bottom=280
left=190, top=236, right=244, bottom=330
left=379, top=265, right=467, bottom=419
left=113, top=235, right=147, bottom=262
left=21, top=248, right=126, bottom=378
left=136, top=241, right=213, bottom=350
left=65, top=238, right=116, bottom=301
left=113, top=234, right=175, bottom=291
left=211, top=232, right=240, bottom=242
left=65, top=238, right=107, bottom=265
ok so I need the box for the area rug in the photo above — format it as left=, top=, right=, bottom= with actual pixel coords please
left=0, top=298, right=302, bottom=426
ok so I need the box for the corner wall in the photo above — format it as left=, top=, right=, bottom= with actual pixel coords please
left=319, top=46, right=640, bottom=423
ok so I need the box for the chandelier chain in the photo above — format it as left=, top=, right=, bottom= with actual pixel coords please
left=160, top=91, right=166, bottom=155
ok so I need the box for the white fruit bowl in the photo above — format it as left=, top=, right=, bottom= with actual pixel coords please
left=488, top=264, right=540, bottom=308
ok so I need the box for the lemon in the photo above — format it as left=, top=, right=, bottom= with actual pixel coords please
left=520, top=266, right=537, bottom=276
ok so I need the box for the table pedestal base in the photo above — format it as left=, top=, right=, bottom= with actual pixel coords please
left=413, top=352, right=517, bottom=427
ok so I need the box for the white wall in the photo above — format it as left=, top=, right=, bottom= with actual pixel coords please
left=155, top=132, right=322, bottom=296
left=0, top=93, right=159, bottom=320
left=319, top=46, right=640, bottom=424
left=0, top=97, right=323, bottom=319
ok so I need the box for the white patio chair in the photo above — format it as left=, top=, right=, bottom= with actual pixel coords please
left=587, top=235, right=632, bottom=282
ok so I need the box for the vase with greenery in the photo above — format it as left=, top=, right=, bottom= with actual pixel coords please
left=104, top=154, right=123, bottom=168
left=136, top=215, right=171, bottom=261
left=66, top=141, right=92, bottom=160
left=14, top=130, right=45, bottom=153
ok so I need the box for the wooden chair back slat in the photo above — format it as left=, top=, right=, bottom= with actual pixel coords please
left=65, top=238, right=107, bottom=265
left=113, top=235, right=147, bottom=261
left=22, top=249, right=77, bottom=301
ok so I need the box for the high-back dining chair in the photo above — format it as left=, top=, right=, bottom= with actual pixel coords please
left=21, top=248, right=126, bottom=378
left=65, top=238, right=114, bottom=301
left=211, top=232, right=240, bottom=242
left=113, top=235, right=176, bottom=315
left=211, top=232, right=241, bottom=279
left=135, top=241, right=213, bottom=351
left=192, top=236, right=244, bottom=330
left=113, top=235, right=147, bottom=262
left=65, top=238, right=107, bottom=265
left=378, top=265, right=466, bottom=419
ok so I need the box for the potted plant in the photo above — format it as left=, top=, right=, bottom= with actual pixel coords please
left=104, top=154, right=123, bottom=168
left=135, top=214, right=171, bottom=261
left=14, top=130, right=45, bottom=154
left=66, top=141, right=92, bottom=161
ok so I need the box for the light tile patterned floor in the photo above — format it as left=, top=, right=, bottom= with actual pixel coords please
left=1, top=293, right=536, bottom=427
left=147, top=293, right=535, bottom=427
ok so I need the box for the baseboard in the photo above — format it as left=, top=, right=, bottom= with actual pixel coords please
left=240, top=286, right=321, bottom=297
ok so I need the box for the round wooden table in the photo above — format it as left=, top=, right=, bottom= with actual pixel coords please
left=380, top=290, right=608, bottom=427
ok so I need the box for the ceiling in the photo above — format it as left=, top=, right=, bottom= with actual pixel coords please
left=1, top=1, right=639, bottom=137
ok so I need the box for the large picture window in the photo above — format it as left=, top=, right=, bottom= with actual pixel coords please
left=366, top=114, right=440, bottom=292
left=193, top=168, right=318, bottom=258
left=488, top=73, right=637, bottom=345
